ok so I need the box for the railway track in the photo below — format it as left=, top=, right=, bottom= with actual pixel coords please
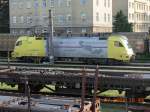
left=1, top=61, right=150, bottom=71
left=0, top=89, right=148, bottom=104
left=1, top=57, right=150, bottom=66
left=1, top=64, right=150, bottom=75
left=0, top=61, right=150, bottom=103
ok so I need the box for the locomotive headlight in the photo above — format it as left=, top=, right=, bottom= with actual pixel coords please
left=12, top=52, right=19, bottom=57
left=126, top=56, right=129, bottom=58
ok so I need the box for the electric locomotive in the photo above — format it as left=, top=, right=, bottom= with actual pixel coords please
left=11, top=35, right=135, bottom=64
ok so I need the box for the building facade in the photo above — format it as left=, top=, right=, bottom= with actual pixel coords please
left=113, top=0, right=150, bottom=32
left=9, top=0, right=112, bottom=35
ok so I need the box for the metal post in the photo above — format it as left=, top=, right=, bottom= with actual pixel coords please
left=25, top=75, right=31, bottom=112
left=125, top=96, right=128, bottom=112
left=92, top=65, right=99, bottom=112
left=125, top=89, right=128, bottom=112
left=48, top=10, right=54, bottom=65
left=27, top=82, right=31, bottom=112
left=7, top=34, right=10, bottom=69
left=80, top=67, right=86, bottom=112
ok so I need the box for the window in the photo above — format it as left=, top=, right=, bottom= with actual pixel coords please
left=67, top=14, right=71, bottom=22
left=82, top=28, right=86, bottom=33
left=58, top=15, right=65, bottom=23
left=34, top=0, right=39, bottom=8
left=12, top=30, right=17, bottom=34
left=132, top=14, right=134, bottom=20
left=96, top=12, right=99, bottom=21
left=108, top=0, right=110, bottom=8
left=20, top=16, right=24, bottom=23
left=16, top=41, right=22, bottom=46
left=20, top=30, right=25, bottom=34
left=27, top=1, right=31, bottom=8
left=114, top=41, right=123, bottom=47
left=67, top=0, right=71, bottom=7
left=104, top=0, right=106, bottom=7
left=108, top=14, right=110, bottom=22
left=19, top=2, right=23, bottom=8
left=67, top=28, right=72, bottom=33
left=12, top=16, right=17, bottom=23
left=132, top=3, right=134, bottom=8
left=96, top=0, right=99, bottom=6
left=129, top=13, right=131, bottom=19
left=27, top=16, right=32, bottom=24
left=42, top=0, right=47, bottom=8
left=27, top=30, right=31, bottom=35
left=80, top=0, right=86, bottom=5
left=129, top=2, right=131, bottom=8
left=12, top=2, right=17, bottom=7
left=34, top=0, right=39, bottom=16
left=80, top=12, right=86, bottom=22
left=58, top=0, right=62, bottom=7
left=49, top=0, right=54, bottom=7
left=104, top=13, right=106, bottom=22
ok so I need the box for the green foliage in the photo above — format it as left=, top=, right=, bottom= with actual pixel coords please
left=100, top=90, right=125, bottom=97
left=0, top=82, right=17, bottom=90
left=113, top=10, right=133, bottom=32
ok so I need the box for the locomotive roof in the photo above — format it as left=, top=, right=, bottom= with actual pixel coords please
left=17, top=35, right=128, bottom=41
left=55, top=36, right=108, bottom=39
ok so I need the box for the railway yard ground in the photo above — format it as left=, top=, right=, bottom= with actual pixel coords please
left=0, top=94, right=149, bottom=112
left=0, top=94, right=101, bottom=112
left=0, top=61, right=149, bottom=111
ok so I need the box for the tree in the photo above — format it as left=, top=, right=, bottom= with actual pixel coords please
left=113, top=10, right=133, bottom=32
left=0, top=0, right=9, bottom=33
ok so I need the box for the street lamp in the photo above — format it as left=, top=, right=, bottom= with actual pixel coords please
left=48, top=10, right=54, bottom=65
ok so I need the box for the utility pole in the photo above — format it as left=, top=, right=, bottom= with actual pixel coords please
left=48, top=10, right=54, bottom=65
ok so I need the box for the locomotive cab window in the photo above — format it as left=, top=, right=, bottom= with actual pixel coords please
left=114, top=41, right=123, bottom=47
left=16, top=41, right=22, bottom=46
